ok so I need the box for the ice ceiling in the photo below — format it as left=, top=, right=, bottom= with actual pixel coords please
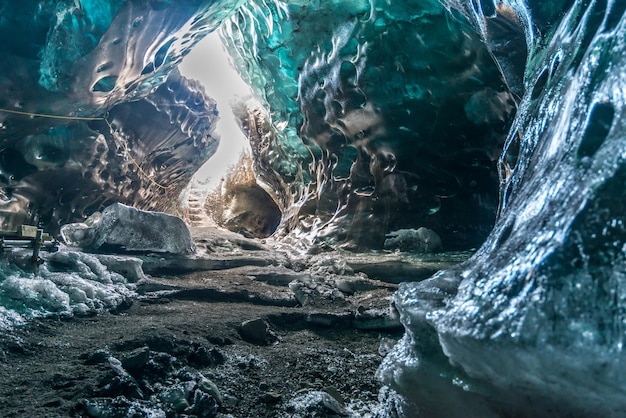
left=0, top=0, right=625, bottom=416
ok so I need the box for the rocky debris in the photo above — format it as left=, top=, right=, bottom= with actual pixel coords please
left=61, top=203, right=195, bottom=255
left=120, top=346, right=150, bottom=372
left=384, top=227, right=443, bottom=253
left=289, top=275, right=347, bottom=307
left=78, top=339, right=225, bottom=418
left=238, top=318, right=278, bottom=346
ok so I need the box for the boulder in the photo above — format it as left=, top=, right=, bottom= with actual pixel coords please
left=61, top=203, right=194, bottom=255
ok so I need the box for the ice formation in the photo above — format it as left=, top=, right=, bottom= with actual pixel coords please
left=0, top=0, right=624, bottom=416
left=377, top=1, right=626, bottom=417
left=0, top=250, right=136, bottom=328
left=61, top=203, right=195, bottom=255
left=0, top=0, right=245, bottom=233
left=223, top=0, right=516, bottom=250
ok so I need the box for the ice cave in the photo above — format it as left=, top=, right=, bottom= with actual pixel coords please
left=0, top=0, right=624, bottom=417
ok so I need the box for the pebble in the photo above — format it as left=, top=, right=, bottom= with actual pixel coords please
left=121, top=346, right=150, bottom=372
left=238, top=318, right=278, bottom=345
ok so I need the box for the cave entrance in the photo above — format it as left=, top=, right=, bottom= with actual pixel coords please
left=179, top=33, right=281, bottom=239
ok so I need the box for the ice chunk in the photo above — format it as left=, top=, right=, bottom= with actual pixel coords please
left=61, top=203, right=195, bottom=255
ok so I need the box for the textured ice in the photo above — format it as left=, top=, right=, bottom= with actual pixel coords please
left=223, top=0, right=516, bottom=250
left=0, top=1, right=246, bottom=234
left=379, top=1, right=626, bottom=416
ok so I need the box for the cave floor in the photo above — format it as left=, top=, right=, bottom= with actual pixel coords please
left=0, top=227, right=466, bottom=417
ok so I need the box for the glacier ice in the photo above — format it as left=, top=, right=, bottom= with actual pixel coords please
left=0, top=0, right=246, bottom=234
left=378, top=1, right=626, bottom=416
left=61, top=203, right=195, bottom=255
left=0, top=0, right=624, bottom=415
left=223, top=0, right=516, bottom=250
left=0, top=250, right=136, bottom=327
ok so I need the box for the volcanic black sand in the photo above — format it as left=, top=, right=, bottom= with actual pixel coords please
left=0, top=227, right=465, bottom=417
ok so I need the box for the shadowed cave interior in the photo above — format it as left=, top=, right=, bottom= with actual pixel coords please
left=0, top=1, right=625, bottom=417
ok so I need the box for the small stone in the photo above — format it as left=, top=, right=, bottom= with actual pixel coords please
left=238, top=318, right=278, bottom=345
left=260, top=391, right=283, bottom=404
left=334, top=278, right=355, bottom=295
left=197, top=377, right=223, bottom=404
left=287, top=390, right=349, bottom=416
left=163, top=386, right=190, bottom=412
left=121, top=346, right=150, bottom=372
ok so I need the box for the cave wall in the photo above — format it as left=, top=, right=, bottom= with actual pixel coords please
left=379, top=1, right=626, bottom=416
left=0, top=0, right=247, bottom=233
left=223, top=0, right=517, bottom=250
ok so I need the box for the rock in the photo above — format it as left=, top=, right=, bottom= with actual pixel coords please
left=334, top=278, right=355, bottom=295
left=162, top=385, right=190, bottom=412
left=238, top=318, right=278, bottom=346
left=260, top=391, right=282, bottom=404
left=121, top=346, right=150, bottom=372
left=384, top=227, right=443, bottom=253
left=99, top=357, right=144, bottom=400
left=289, top=276, right=346, bottom=307
left=287, top=390, right=349, bottom=416
left=188, top=388, right=218, bottom=417
left=189, top=346, right=225, bottom=368
left=61, top=203, right=195, bottom=255
left=197, top=377, right=223, bottom=404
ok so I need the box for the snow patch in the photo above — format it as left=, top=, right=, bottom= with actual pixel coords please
left=0, top=251, right=137, bottom=329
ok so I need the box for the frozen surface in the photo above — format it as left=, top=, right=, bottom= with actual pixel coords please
left=379, top=1, right=626, bottom=416
left=0, top=1, right=245, bottom=233
left=61, top=203, right=195, bottom=255
left=0, top=250, right=136, bottom=328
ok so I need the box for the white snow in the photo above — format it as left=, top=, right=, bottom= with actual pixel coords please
left=0, top=250, right=137, bottom=329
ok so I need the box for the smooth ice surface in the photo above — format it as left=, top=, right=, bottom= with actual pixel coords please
left=61, top=203, right=195, bottom=255
left=379, top=1, right=626, bottom=416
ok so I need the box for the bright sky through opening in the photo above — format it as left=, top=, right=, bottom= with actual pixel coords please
left=179, top=31, right=252, bottom=191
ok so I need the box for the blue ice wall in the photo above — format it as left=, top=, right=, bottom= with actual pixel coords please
left=379, top=1, right=626, bottom=416
left=0, top=0, right=245, bottom=232
left=223, top=0, right=517, bottom=250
